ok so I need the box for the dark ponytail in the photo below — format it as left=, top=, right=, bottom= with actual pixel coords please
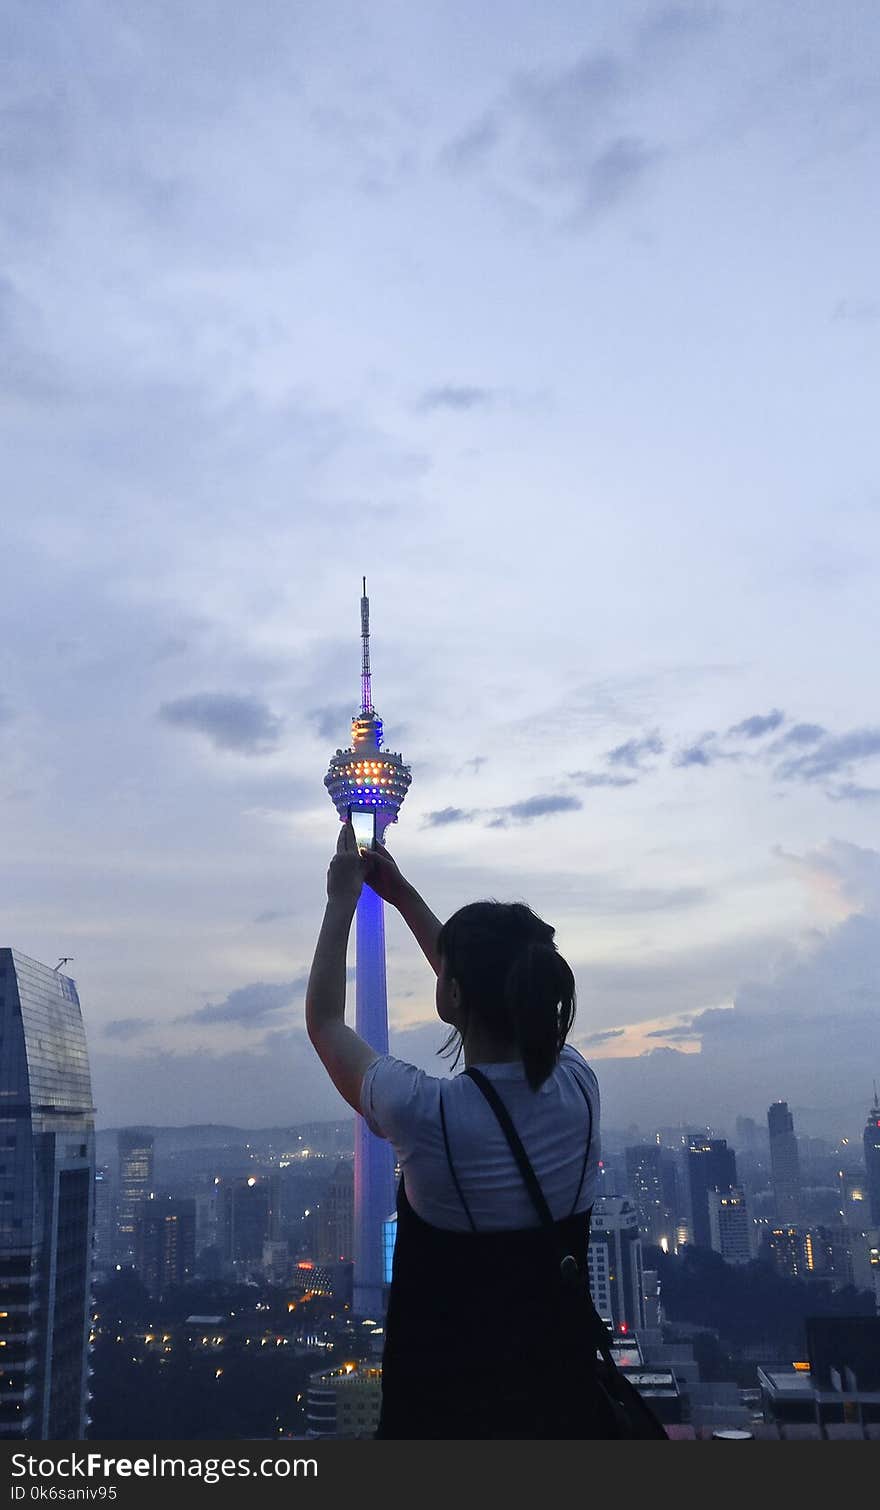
left=505, top=939, right=576, bottom=1090
left=436, top=900, right=576, bottom=1089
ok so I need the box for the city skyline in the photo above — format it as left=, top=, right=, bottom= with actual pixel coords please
left=2, top=2, right=879, bottom=1134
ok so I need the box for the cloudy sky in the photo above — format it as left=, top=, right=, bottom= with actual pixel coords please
left=2, top=1, right=879, bottom=1137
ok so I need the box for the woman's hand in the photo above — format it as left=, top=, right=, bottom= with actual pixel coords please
left=326, top=819, right=366, bottom=907
left=362, top=841, right=409, bottom=907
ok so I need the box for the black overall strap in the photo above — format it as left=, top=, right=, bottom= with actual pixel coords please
left=464, top=1067, right=554, bottom=1228
left=566, top=1073, right=594, bottom=1219
left=439, top=1084, right=477, bottom=1232
left=465, top=1067, right=613, bottom=1365
left=464, top=1066, right=594, bottom=1228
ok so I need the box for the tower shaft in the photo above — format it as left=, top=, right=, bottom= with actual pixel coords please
left=353, top=880, right=395, bottom=1318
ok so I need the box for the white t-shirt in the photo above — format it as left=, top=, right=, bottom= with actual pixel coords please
left=360, top=1044, right=600, bottom=1232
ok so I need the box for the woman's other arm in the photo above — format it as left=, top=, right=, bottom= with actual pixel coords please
left=362, top=845, right=443, bottom=976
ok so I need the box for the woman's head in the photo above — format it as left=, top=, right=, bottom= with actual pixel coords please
left=435, top=900, right=576, bottom=1090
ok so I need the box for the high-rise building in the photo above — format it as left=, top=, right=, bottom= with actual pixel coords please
left=139, top=1197, right=196, bottom=1298
left=768, top=1101, right=801, bottom=1225
left=220, top=1175, right=274, bottom=1269
left=686, top=1139, right=737, bottom=1250
left=587, top=1197, right=645, bottom=1334
left=625, top=1144, right=670, bottom=1247
left=116, top=1129, right=154, bottom=1267
left=864, top=1086, right=880, bottom=1227
left=194, top=1182, right=220, bottom=1258
left=0, top=949, right=95, bottom=1440
left=315, top=1159, right=354, bottom=1266
left=651, top=1151, right=683, bottom=1251
left=762, top=1225, right=804, bottom=1280
left=707, top=1188, right=753, bottom=1265
left=324, top=581, right=411, bottom=1317
left=92, top=1164, right=115, bottom=1279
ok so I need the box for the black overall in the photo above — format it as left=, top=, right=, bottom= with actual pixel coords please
left=376, top=1067, right=613, bottom=1440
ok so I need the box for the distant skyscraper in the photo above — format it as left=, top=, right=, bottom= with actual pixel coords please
left=194, top=1181, right=220, bottom=1258
left=0, top=949, right=95, bottom=1440
left=115, top=1129, right=154, bottom=1267
left=768, top=1101, right=801, bottom=1225
left=864, top=1085, right=880, bottom=1226
left=762, top=1225, right=803, bottom=1280
left=587, top=1197, right=645, bottom=1333
left=708, top=1189, right=753, bottom=1265
left=316, top=1159, right=354, bottom=1266
left=139, top=1197, right=196, bottom=1297
left=625, top=1144, right=670, bottom=1247
left=653, top=1150, right=684, bottom=1250
left=220, top=1176, right=274, bottom=1268
left=324, top=581, right=411, bottom=1317
left=686, top=1139, right=737, bottom=1250
left=93, top=1164, right=115, bottom=1279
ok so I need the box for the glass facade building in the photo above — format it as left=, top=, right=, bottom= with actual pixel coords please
left=0, top=949, right=95, bottom=1440
left=115, top=1129, right=154, bottom=1268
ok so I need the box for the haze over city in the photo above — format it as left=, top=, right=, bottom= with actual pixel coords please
left=2, top=1, right=879, bottom=1136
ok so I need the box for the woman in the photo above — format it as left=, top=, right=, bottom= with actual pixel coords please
left=305, top=820, right=606, bottom=1439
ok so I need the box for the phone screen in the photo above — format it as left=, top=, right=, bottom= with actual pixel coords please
left=349, top=809, right=376, bottom=852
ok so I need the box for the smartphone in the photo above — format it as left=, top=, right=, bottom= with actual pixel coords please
left=348, top=807, right=376, bottom=853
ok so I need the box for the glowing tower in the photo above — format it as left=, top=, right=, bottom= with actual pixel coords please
left=324, top=580, right=411, bottom=1317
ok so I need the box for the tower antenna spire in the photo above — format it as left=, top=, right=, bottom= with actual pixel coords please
left=360, top=576, right=373, bottom=715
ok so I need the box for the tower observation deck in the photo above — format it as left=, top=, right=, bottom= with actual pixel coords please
left=325, top=578, right=412, bottom=823
left=323, top=581, right=411, bottom=1318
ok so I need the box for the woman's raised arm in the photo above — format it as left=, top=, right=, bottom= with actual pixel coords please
left=362, top=845, right=443, bottom=976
